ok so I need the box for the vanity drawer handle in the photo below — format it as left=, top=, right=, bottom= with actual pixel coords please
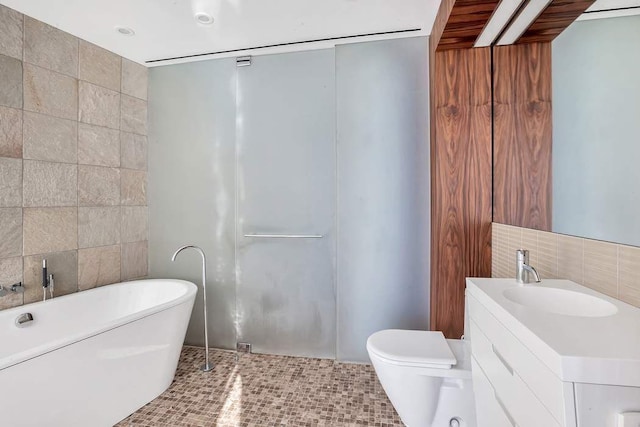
left=495, top=392, right=518, bottom=427
left=492, top=344, right=514, bottom=375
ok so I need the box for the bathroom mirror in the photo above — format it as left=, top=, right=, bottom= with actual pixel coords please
left=552, top=12, right=640, bottom=246
left=498, top=12, right=640, bottom=247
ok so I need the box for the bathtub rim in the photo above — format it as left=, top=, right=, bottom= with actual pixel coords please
left=0, top=279, right=197, bottom=371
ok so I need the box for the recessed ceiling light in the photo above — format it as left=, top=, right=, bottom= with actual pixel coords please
left=195, top=12, right=214, bottom=25
left=115, top=26, right=135, bottom=36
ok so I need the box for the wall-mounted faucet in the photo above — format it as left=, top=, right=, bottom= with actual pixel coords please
left=516, top=249, right=541, bottom=284
left=42, top=259, right=54, bottom=301
left=0, top=282, right=25, bottom=297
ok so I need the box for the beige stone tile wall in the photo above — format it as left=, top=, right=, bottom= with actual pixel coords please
left=0, top=4, right=148, bottom=310
left=492, top=222, right=640, bottom=307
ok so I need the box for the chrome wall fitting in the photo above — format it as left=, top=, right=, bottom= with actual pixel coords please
left=42, top=259, right=54, bottom=301
left=0, top=282, right=25, bottom=297
left=10, top=282, right=25, bottom=293
left=15, top=312, right=34, bottom=328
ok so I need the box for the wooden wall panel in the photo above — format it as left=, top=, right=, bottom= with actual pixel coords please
left=429, top=0, right=562, bottom=338
left=517, top=0, right=595, bottom=43
left=437, top=0, right=501, bottom=50
left=430, top=48, right=493, bottom=338
left=493, top=43, right=553, bottom=230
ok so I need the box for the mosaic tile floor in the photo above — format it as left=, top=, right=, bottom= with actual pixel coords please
left=118, top=346, right=403, bottom=427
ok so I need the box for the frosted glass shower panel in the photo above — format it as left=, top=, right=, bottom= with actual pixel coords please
left=336, top=37, right=430, bottom=362
left=148, top=58, right=238, bottom=350
left=236, top=49, right=337, bottom=358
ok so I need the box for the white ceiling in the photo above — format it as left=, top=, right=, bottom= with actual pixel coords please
left=0, top=0, right=441, bottom=66
left=587, top=0, right=640, bottom=11
left=580, top=0, right=640, bottom=20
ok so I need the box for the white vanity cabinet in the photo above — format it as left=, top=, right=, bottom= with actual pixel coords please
left=574, top=383, right=640, bottom=427
left=466, top=278, right=640, bottom=427
left=467, top=293, right=573, bottom=427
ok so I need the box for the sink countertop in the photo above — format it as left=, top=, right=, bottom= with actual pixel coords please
left=466, top=278, right=640, bottom=387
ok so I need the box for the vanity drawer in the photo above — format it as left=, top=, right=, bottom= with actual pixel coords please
left=471, top=357, right=515, bottom=427
left=468, top=294, right=566, bottom=423
left=470, top=319, right=561, bottom=427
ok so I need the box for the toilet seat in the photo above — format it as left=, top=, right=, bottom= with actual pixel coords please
left=367, top=329, right=456, bottom=368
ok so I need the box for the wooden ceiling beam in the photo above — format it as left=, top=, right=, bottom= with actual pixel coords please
left=431, top=0, right=457, bottom=49
left=437, top=0, right=501, bottom=51
left=516, top=0, right=596, bottom=43
left=433, top=0, right=597, bottom=50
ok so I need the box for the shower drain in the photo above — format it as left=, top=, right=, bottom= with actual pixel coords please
left=237, top=342, right=252, bottom=354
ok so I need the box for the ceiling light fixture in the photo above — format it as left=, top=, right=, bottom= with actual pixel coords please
left=195, top=12, right=214, bottom=25
left=115, top=26, right=135, bottom=36
left=497, top=0, right=552, bottom=45
left=474, top=0, right=525, bottom=47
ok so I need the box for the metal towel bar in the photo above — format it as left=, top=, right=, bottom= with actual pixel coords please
left=244, top=234, right=323, bottom=239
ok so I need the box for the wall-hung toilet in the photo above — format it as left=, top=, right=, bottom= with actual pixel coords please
left=367, top=330, right=476, bottom=427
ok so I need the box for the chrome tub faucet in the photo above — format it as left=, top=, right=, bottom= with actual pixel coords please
left=0, top=282, right=25, bottom=297
left=516, top=249, right=541, bottom=284
left=172, top=245, right=213, bottom=372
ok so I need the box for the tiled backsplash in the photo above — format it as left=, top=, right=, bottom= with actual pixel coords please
left=0, top=5, right=148, bottom=310
left=492, top=222, right=640, bottom=308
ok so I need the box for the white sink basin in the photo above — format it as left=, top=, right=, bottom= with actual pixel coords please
left=503, top=286, right=618, bottom=317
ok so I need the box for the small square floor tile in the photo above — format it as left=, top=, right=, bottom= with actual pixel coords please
left=118, top=347, right=403, bottom=427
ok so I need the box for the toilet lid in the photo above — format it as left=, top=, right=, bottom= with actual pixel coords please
left=367, top=330, right=456, bottom=368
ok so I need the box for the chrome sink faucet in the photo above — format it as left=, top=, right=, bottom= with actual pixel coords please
left=516, top=249, right=541, bottom=284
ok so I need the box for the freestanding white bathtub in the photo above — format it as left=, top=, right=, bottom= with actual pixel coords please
left=0, top=279, right=197, bottom=427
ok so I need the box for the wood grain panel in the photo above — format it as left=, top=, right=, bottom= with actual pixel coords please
left=493, top=43, right=552, bottom=230
left=437, top=0, right=501, bottom=50
left=517, top=0, right=595, bottom=43
left=429, top=0, right=454, bottom=336
left=431, top=0, right=456, bottom=49
left=431, top=48, right=493, bottom=338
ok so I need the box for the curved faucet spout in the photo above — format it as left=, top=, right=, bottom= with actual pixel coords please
left=516, top=249, right=542, bottom=284
left=172, top=245, right=205, bottom=263
left=522, top=263, right=542, bottom=283
left=171, top=244, right=213, bottom=372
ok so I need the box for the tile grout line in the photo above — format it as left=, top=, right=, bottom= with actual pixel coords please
left=1, top=7, right=148, bottom=308
left=20, top=11, right=25, bottom=306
